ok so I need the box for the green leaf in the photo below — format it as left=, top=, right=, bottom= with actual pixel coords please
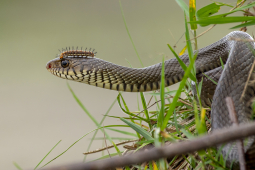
left=196, top=3, right=222, bottom=26
left=175, top=0, right=189, bottom=16
left=191, top=16, right=255, bottom=26
left=189, top=0, right=197, bottom=30
left=197, top=3, right=221, bottom=18
left=120, top=118, right=153, bottom=141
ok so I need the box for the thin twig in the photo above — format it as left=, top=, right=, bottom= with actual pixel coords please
left=102, top=126, right=111, bottom=158
left=42, top=122, right=255, bottom=170
left=83, top=139, right=138, bottom=155
left=225, top=97, right=246, bottom=170
left=241, top=59, right=255, bottom=99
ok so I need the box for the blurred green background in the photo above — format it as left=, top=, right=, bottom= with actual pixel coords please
left=0, top=0, right=252, bottom=169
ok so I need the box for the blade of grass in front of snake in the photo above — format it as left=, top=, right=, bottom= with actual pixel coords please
left=202, top=73, right=218, bottom=85
left=117, top=93, right=149, bottom=123
left=167, top=44, right=196, bottom=82
left=220, top=57, right=224, bottom=69
left=140, top=92, right=152, bottom=129
left=158, top=57, right=165, bottom=129
left=118, top=93, right=143, bottom=138
left=162, top=13, right=197, bottom=129
left=162, top=53, right=197, bottom=129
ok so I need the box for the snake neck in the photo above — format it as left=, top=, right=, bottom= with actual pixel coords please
left=46, top=36, right=230, bottom=92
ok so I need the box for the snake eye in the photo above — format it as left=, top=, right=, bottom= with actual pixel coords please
left=61, top=60, right=69, bottom=68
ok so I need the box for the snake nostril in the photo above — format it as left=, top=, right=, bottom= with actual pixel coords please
left=46, top=63, right=51, bottom=69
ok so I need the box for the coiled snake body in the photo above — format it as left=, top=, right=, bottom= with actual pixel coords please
left=46, top=31, right=255, bottom=168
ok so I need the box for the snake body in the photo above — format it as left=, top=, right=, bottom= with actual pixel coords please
left=46, top=31, right=255, bottom=168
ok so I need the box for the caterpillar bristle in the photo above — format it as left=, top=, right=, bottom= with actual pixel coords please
left=58, top=47, right=97, bottom=59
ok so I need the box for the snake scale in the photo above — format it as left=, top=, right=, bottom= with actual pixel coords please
left=46, top=31, right=255, bottom=169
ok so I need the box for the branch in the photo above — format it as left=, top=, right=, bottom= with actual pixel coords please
left=226, top=97, right=246, bottom=170
left=41, top=122, right=255, bottom=170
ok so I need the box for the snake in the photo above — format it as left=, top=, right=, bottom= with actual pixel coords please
left=46, top=31, right=255, bottom=169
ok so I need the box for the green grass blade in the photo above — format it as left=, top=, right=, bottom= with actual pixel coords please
left=167, top=44, right=196, bottom=81
left=175, top=0, right=189, bottom=16
left=67, top=82, right=100, bottom=127
left=202, top=73, right=218, bottom=85
left=13, top=162, right=23, bottom=170
left=34, top=140, right=61, bottom=169
left=231, top=1, right=255, bottom=13
left=180, top=129, right=194, bottom=139
left=119, top=0, right=143, bottom=67
left=95, top=152, right=124, bottom=160
left=158, top=57, right=165, bottom=129
left=117, top=94, right=149, bottom=122
left=231, top=20, right=255, bottom=29
left=163, top=53, right=197, bottom=129
left=67, top=83, right=121, bottom=155
left=140, top=92, right=151, bottom=129
left=219, top=57, right=224, bottom=69
left=106, top=127, right=138, bottom=137
left=120, top=118, right=153, bottom=141
left=191, top=16, right=255, bottom=26
left=163, top=15, right=197, bottom=129
left=84, top=98, right=117, bottom=161
left=185, top=13, right=196, bottom=77
left=41, top=128, right=99, bottom=168
left=93, top=137, right=136, bottom=140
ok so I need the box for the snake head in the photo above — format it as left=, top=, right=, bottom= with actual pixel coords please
left=46, top=54, right=99, bottom=82
left=46, top=48, right=97, bottom=80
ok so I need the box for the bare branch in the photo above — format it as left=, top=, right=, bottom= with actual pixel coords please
left=41, top=122, right=255, bottom=170
left=226, top=97, right=246, bottom=170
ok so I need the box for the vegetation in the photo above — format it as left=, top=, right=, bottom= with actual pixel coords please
left=14, top=1, right=255, bottom=170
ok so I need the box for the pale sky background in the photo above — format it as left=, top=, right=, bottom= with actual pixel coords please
left=0, top=0, right=253, bottom=169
